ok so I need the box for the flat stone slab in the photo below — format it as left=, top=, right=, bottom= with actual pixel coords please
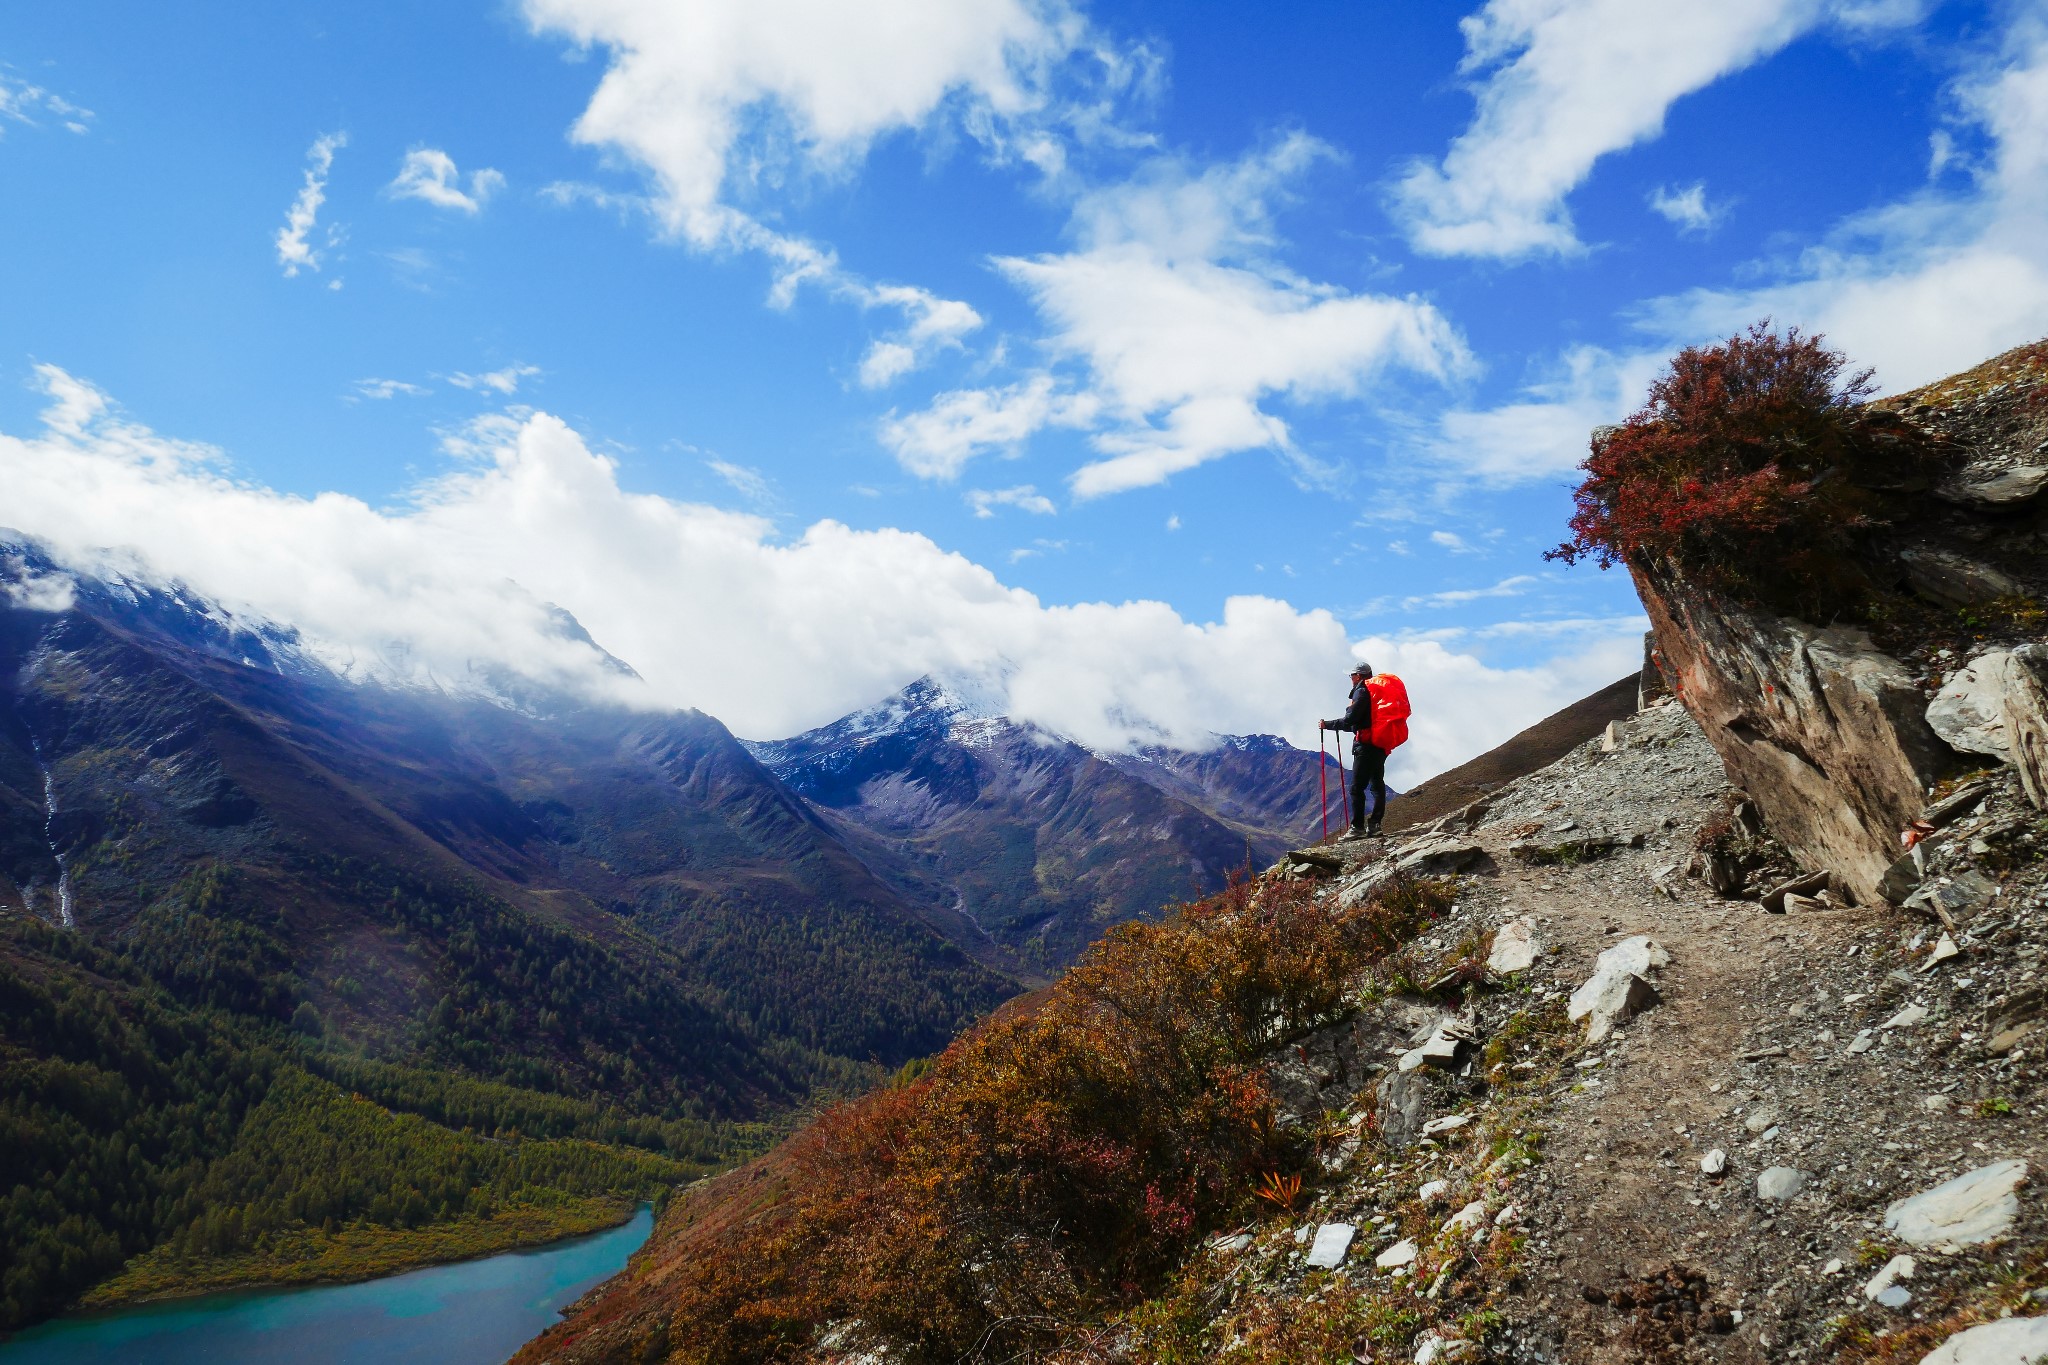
left=1375, top=1237, right=1418, bottom=1268
left=1487, top=916, right=1537, bottom=974
left=1568, top=936, right=1668, bottom=1044
left=1885, top=1160, right=2027, bottom=1250
left=1918, top=1315, right=2048, bottom=1364
left=1304, top=1222, right=1355, bottom=1269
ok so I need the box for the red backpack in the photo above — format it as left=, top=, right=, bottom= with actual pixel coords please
left=1366, top=673, right=1410, bottom=751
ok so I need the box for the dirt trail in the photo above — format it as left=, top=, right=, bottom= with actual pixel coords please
left=1306, top=694, right=2048, bottom=1362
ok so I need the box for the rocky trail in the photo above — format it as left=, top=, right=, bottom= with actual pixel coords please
left=1236, top=692, right=2048, bottom=1364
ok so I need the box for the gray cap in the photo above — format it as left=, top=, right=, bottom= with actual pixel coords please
left=1351, top=660, right=1372, bottom=677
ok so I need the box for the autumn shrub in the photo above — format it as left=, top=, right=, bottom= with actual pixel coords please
left=656, top=872, right=1443, bottom=1363
left=1547, top=321, right=1948, bottom=616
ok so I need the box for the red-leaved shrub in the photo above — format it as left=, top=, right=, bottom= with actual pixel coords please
left=646, top=871, right=1448, bottom=1363
left=1547, top=322, right=1944, bottom=614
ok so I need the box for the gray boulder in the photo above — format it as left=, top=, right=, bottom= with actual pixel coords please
left=1757, top=1166, right=1808, bottom=1201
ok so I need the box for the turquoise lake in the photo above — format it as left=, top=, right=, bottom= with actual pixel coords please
left=0, top=1205, right=652, bottom=1365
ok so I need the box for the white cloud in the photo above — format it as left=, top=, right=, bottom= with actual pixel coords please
left=276, top=132, right=346, bottom=277
left=1426, top=344, right=1665, bottom=486
left=706, top=458, right=774, bottom=503
left=1402, top=573, right=1536, bottom=610
left=1640, top=7, right=2048, bottom=392
left=1647, top=181, right=1723, bottom=234
left=352, top=378, right=431, bottom=401
left=0, top=72, right=93, bottom=134
left=1393, top=0, right=1923, bottom=259
left=446, top=364, right=542, bottom=395
left=1165, top=514, right=1180, bottom=531
left=856, top=285, right=984, bottom=388
left=1, top=365, right=1635, bottom=783
left=886, top=137, right=1469, bottom=495
left=965, top=484, right=1057, bottom=518
left=388, top=147, right=506, bottom=213
left=519, top=0, right=1092, bottom=246
left=880, top=374, right=1099, bottom=479
left=1429, top=530, right=1471, bottom=553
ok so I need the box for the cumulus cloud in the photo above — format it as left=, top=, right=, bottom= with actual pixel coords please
left=276, top=132, right=346, bottom=277
left=0, top=365, right=1637, bottom=783
left=519, top=0, right=1090, bottom=245
left=886, top=137, right=1469, bottom=495
left=445, top=364, right=541, bottom=395
left=1647, top=181, right=1724, bottom=234
left=388, top=147, right=506, bottom=213
left=1394, top=0, right=1923, bottom=259
left=965, top=484, right=1057, bottom=518
left=1640, top=7, right=2048, bottom=391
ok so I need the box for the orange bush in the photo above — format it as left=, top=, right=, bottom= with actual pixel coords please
left=653, top=872, right=1446, bottom=1363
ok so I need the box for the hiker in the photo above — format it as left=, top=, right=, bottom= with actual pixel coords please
left=1321, top=661, right=1410, bottom=840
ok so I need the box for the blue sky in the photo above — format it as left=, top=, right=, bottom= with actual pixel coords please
left=3, top=0, right=2046, bottom=781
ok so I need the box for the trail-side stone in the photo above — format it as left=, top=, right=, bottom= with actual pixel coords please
left=1761, top=869, right=1831, bottom=913
left=1905, top=871, right=1998, bottom=925
left=1884, top=1004, right=1930, bottom=1030
left=1900, top=546, right=2024, bottom=607
left=1938, top=463, right=2048, bottom=508
left=1376, top=1238, right=1418, bottom=1269
left=1376, top=1069, right=1429, bottom=1150
left=1701, top=1149, right=1728, bottom=1176
left=1634, top=563, right=1950, bottom=904
left=1925, top=646, right=2048, bottom=808
left=1488, top=916, right=1538, bottom=975
left=1396, top=836, right=1491, bottom=876
left=1864, top=1253, right=1917, bottom=1308
left=1413, top=1331, right=1479, bottom=1364
left=1443, top=1200, right=1488, bottom=1235
left=1757, top=1166, right=1807, bottom=1201
left=1421, top=1114, right=1471, bottom=1137
left=1568, top=935, right=1670, bottom=1043
left=1418, top=1179, right=1450, bottom=1204
left=1337, top=863, right=1399, bottom=910
left=1884, top=1161, right=2028, bottom=1250
left=1917, top=1315, right=2048, bottom=1364
left=1304, top=1223, right=1356, bottom=1270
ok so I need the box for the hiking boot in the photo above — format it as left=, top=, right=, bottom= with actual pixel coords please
left=1338, top=825, right=1369, bottom=842
left=1366, top=820, right=1383, bottom=838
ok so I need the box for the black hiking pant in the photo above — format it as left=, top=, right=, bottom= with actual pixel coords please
left=1351, top=743, right=1387, bottom=830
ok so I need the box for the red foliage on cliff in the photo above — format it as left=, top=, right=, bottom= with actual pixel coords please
left=1547, top=322, right=1941, bottom=613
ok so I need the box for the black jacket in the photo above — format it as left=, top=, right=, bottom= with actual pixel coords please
left=1327, top=681, right=1378, bottom=750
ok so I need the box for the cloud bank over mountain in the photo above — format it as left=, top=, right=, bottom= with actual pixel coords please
left=0, top=367, right=1637, bottom=784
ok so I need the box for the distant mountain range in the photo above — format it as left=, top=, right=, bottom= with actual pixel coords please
left=1, top=534, right=1329, bottom=1076
left=748, top=678, right=1327, bottom=974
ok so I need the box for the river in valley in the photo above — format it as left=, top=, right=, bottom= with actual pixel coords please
left=0, top=1204, right=651, bottom=1365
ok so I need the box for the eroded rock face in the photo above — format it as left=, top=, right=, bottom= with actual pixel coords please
left=1633, top=562, right=1953, bottom=903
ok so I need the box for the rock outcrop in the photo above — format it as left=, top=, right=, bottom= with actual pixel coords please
left=1633, top=562, right=1950, bottom=902
left=1928, top=645, right=2048, bottom=807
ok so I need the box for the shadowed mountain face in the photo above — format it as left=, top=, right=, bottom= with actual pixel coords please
left=0, top=545, right=1012, bottom=1112
left=745, top=679, right=1331, bottom=974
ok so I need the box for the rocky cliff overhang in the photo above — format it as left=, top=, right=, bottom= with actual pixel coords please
left=1631, top=558, right=1952, bottom=904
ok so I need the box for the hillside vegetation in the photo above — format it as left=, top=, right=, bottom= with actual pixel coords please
left=513, top=870, right=1455, bottom=1364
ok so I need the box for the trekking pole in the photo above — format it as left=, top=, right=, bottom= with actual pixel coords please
left=1335, top=731, right=1351, bottom=830
left=1318, top=724, right=1329, bottom=843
